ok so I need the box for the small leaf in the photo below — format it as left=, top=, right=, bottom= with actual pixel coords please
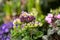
left=33, top=31, right=43, bottom=39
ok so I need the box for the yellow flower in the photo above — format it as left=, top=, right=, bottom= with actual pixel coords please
left=16, top=18, right=21, bottom=24
left=13, top=18, right=21, bottom=26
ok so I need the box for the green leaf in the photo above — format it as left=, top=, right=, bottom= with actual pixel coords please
left=22, top=36, right=31, bottom=40
left=33, top=31, right=43, bottom=39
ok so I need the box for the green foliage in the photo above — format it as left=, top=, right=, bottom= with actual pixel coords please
left=11, top=20, right=43, bottom=40
left=27, top=0, right=34, bottom=12
left=3, top=2, right=12, bottom=15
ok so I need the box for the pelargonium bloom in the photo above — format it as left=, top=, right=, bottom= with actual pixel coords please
left=45, top=16, right=52, bottom=24
left=25, top=16, right=35, bottom=22
left=20, top=11, right=29, bottom=17
left=20, top=16, right=25, bottom=22
left=20, top=11, right=35, bottom=23
left=20, top=16, right=35, bottom=22
left=45, top=14, right=53, bottom=24
left=56, top=14, right=60, bottom=19
left=47, top=13, right=53, bottom=18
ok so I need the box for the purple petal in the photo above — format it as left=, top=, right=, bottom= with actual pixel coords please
left=0, top=28, right=3, bottom=34
left=6, top=37, right=10, bottom=40
left=4, top=28, right=9, bottom=33
left=0, top=34, right=2, bottom=38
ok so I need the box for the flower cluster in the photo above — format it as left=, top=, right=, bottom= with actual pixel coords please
left=20, top=11, right=35, bottom=23
left=45, top=13, right=60, bottom=24
left=0, top=22, right=13, bottom=40
left=13, top=11, right=41, bottom=28
left=12, top=11, right=43, bottom=32
left=45, top=14, right=53, bottom=24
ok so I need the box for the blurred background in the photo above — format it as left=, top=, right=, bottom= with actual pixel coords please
left=0, top=0, right=60, bottom=40
left=0, top=0, right=60, bottom=25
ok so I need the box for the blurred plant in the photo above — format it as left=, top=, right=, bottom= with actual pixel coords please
left=27, top=0, right=34, bottom=12
left=0, top=22, right=13, bottom=40
left=20, top=11, right=35, bottom=23
left=3, top=1, right=12, bottom=16
left=11, top=11, right=43, bottom=40
left=45, top=13, right=60, bottom=27
left=1, top=0, right=60, bottom=40
left=43, top=11, right=60, bottom=40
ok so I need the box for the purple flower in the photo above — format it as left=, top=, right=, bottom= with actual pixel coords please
left=6, top=36, right=10, bottom=40
left=0, top=34, right=2, bottom=38
left=5, top=34, right=10, bottom=40
left=4, top=28, right=9, bottom=33
left=0, top=22, right=12, bottom=40
left=6, top=38, right=10, bottom=40
left=1, top=37, right=5, bottom=40
left=7, top=22, right=13, bottom=29
left=2, top=22, right=13, bottom=29
left=1, top=33, right=11, bottom=40
left=1, top=24, right=7, bottom=30
left=25, top=16, right=35, bottom=22
left=0, top=28, right=3, bottom=35
left=1, top=22, right=13, bottom=33
left=20, top=16, right=35, bottom=23
left=20, top=11, right=35, bottom=23
left=1, top=25, right=9, bottom=33
left=20, top=16, right=25, bottom=22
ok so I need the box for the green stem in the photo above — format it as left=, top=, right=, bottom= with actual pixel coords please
left=4, top=2, right=12, bottom=16
left=27, top=0, right=34, bottom=12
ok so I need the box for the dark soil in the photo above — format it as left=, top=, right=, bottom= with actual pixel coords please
left=48, top=33, right=60, bottom=40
